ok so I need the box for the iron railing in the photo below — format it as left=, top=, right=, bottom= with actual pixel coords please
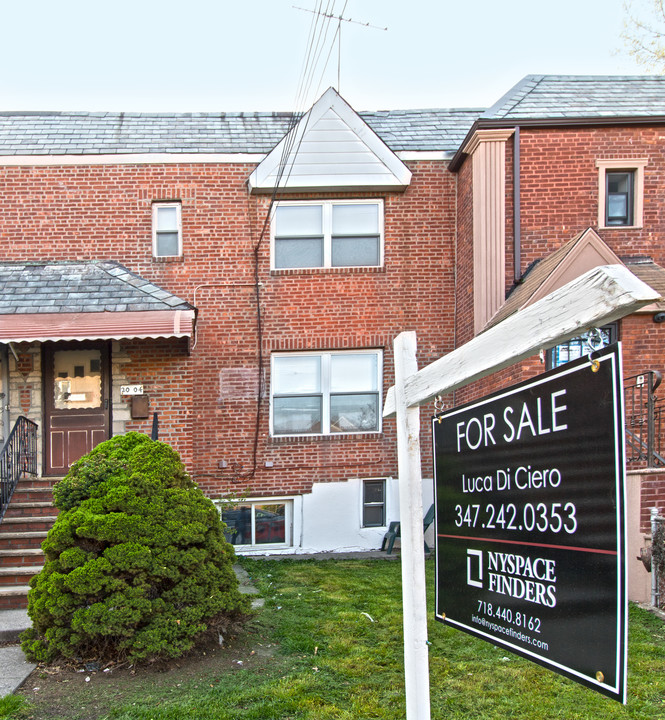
left=624, top=371, right=665, bottom=468
left=0, top=416, right=38, bottom=523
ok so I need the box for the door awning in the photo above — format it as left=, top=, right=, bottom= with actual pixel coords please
left=0, top=261, right=196, bottom=343
left=0, top=309, right=195, bottom=343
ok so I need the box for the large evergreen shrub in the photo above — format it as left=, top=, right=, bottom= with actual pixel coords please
left=21, top=433, right=249, bottom=664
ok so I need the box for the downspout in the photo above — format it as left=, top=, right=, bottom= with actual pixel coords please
left=513, top=126, right=521, bottom=283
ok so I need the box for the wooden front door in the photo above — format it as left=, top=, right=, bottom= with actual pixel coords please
left=43, top=343, right=110, bottom=475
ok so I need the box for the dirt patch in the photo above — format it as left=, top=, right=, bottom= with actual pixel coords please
left=16, top=625, right=276, bottom=720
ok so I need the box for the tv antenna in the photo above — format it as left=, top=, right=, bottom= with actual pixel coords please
left=293, top=4, right=387, bottom=93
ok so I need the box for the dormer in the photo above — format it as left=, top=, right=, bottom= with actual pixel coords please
left=248, top=88, right=412, bottom=194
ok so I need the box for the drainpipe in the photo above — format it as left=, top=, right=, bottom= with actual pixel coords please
left=513, top=126, right=521, bottom=283
left=652, top=507, right=660, bottom=608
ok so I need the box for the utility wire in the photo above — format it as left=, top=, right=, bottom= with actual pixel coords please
left=240, top=1, right=356, bottom=483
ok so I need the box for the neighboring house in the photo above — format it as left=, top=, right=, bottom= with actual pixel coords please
left=0, top=77, right=664, bottom=604
left=449, top=75, right=665, bottom=602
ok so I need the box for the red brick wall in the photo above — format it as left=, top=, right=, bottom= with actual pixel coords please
left=0, top=159, right=456, bottom=497
left=637, top=471, right=665, bottom=533
left=118, top=338, right=194, bottom=465
left=517, top=126, right=665, bottom=272
left=453, top=124, right=665, bottom=474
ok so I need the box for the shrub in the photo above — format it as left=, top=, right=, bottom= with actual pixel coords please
left=22, top=433, right=249, bottom=664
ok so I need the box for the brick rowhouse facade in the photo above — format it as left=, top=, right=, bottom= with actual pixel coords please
left=1, top=77, right=665, bottom=579
left=0, top=158, right=455, bottom=492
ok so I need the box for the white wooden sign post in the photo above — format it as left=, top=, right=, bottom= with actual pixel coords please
left=384, top=265, right=660, bottom=720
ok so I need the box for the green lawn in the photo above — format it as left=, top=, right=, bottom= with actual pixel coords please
left=9, top=557, right=665, bottom=719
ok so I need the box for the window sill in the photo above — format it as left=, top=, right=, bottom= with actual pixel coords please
left=270, top=431, right=383, bottom=445
left=599, top=225, right=643, bottom=231
left=152, top=255, right=185, bottom=263
left=271, top=266, right=386, bottom=277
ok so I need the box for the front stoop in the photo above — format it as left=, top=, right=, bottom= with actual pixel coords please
left=0, top=476, right=60, bottom=610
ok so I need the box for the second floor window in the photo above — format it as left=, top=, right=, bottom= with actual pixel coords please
left=605, top=171, right=634, bottom=226
left=272, top=200, right=383, bottom=269
left=152, top=202, right=182, bottom=257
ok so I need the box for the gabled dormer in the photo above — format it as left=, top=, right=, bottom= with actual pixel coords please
left=487, top=228, right=636, bottom=328
left=248, top=88, right=412, bottom=193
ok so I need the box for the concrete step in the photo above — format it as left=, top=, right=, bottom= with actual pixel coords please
left=13, top=477, right=59, bottom=490
left=0, top=566, right=41, bottom=584
left=0, top=586, right=30, bottom=610
left=9, top=488, right=55, bottom=503
left=4, top=502, right=57, bottom=518
left=0, top=532, right=49, bottom=550
left=0, top=517, right=57, bottom=533
left=0, top=549, right=44, bottom=567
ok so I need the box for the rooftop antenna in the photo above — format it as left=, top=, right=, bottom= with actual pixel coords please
left=293, top=4, right=387, bottom=93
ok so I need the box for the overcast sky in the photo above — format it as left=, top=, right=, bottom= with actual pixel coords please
left=0, top=0, right=649, bottom=113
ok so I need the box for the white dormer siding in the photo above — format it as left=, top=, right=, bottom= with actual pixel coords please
left=248, top=88, right=412, bottom=193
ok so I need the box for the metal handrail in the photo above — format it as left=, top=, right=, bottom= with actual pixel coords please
left=624, top=371, right=664, bottom=468
left=0, top=416, right=38, bottom=523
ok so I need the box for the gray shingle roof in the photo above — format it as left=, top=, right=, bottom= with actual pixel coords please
left=3, top=76, right=664, bottom=160
left=483, top=75, right=665, bottom=120
left=0, top=261, right=193, bottom=314
left=0, top=108, right=484, bottom=156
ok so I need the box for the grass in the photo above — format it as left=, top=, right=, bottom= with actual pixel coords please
left=9, top=557, right=665, bottom=719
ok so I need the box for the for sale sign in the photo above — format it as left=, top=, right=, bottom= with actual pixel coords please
left=433, top=344, right=627, bottom=703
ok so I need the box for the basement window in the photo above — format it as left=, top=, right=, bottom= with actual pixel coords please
left=221, top=500, right=293, bottom=548
left=362, top=479, right=386, bottom=527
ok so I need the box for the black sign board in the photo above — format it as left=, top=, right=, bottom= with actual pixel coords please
left=433, top=344, right=627, bottom=703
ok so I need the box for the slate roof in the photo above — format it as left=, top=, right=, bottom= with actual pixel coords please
left=0, top=261, right=193, bottom=315
left=2, top=76, right=663, bottom=160
left=624, top=258, right=665, bottom=311
left=0, top=108, right=484, bottom=156
left=482, top=75, right=665, bottom=120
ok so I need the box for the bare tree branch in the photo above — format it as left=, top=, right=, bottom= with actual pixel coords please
left=622, top=0, right=665, bottom=71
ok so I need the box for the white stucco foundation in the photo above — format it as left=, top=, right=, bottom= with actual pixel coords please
left=236, top=475, right=435, bottom=556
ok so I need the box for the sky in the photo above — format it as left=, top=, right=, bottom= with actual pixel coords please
left=0, top=0, right=652, bottom=114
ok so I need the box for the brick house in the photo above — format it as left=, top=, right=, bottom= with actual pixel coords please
left=449, top=75, right=665, bottom=602
left=0, top=77, right=664, bottom=604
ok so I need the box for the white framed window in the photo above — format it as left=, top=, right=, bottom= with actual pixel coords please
left=547, top=324, right=617, bottom=370
left=271, top=350, right=382, bottom=436
left=271, top=200, right=384, bottom=270
left=596, top=159, right=647, bottom=229
left=220, top=499, right=293, bottom=548
left=362, top=478, right=386, bottom=527
left=152, top=202, right=182, bottom=257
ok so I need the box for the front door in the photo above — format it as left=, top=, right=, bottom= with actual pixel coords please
left=43, top=342, right=110, bottom=475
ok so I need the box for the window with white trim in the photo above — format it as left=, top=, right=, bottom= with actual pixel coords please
left=362, top=479, right=386, bottom=527
left=221, top=500, right=293, bottom=547
left=271, top=350, right=382, bottom=436
left=152, top=202, right=182, bottom=257
left=272, top=200, right=383, bottom=269
left=597, top=159, right=647, bottom=229
left=547, top=324, right=617, bottom=370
